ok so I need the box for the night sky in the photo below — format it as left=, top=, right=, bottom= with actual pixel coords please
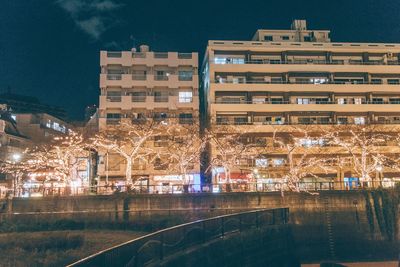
left=1, top=0, right=400, bottom=120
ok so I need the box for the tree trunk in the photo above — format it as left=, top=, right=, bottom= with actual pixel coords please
left=225, top=167, right=232, bottom=192
left=126, top=158, right=133, bottom=186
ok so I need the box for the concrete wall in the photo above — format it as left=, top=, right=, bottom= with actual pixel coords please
left=4, top=191, right=400, bottom=263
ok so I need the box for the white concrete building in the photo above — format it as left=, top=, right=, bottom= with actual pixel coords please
left=98, top=45, right=200, bottom=188
left=202, top=20, right=400, bottom=187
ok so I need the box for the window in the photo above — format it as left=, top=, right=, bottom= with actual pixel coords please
left=106, top=113, right=121, bottom=125
left=178, top=71, right=193, bottom=81
left=154, top=136, right=169, bottom=147
left=354, top=117, right=366, bottom=125
left=388, top=79, right=400, bottom=84
left=234, top=117, right=247, bottom=125
left=273, top=159, right=284, bottom=166
left=297, top=98, right=309, bottom=105
left=179, top=91, right=193, bottom=103
left=299, top=138, right=326, bottom=147
left=153, top=113, right=168, bottom=122
left=354, top=98, right=363, bottom=104
left=154, top=158, right=167, bottom=170
left=255, top=158, right=268, bottom=168
left=106, top=91, right=122, bottom=102
left=264, top=35, right=273, bottom=41
left=337, top=117, right=348, bottom=124
left=131, top=91, right=146, bottom=102
left=271, top=77, right=282, bottom=84
left=304, top=36, right=312, bottom=42
left=281, top=36, right=290, bottom=41
left=155, top=70, right=168, bottom=80
left=214, top=57, right=244, bottom=64
left=372, top=98, right=384, bottom=104
left=337, top=98, right=345, bottom=105
left=154, top=91, right=168, bottom=102
left=371, top=79, right=383, bottom=84
left=179, top=113, right=193, bottom=124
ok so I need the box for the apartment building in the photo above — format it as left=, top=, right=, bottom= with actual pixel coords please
left=98, top=45, right=200, bottom=188
left=202, top=20, right=400, bottom=187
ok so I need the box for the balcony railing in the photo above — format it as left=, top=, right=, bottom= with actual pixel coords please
left=154, top=75, right=169, bottom=81
left=131, top=96, right=146, bottom=102
left=106, top=96, right=122, bottom=102
left=154, top=52, right=168, bottom=58
left=213, top=58, right=400, bottom=66
left=154, top=96, right=169, bottom=102
left=215, top=120, right=400, bottom=126
left=132, top=74, right=147, bottom=80
left=106, top=51, right=122, bottom=58
left=178, top=75, right=193, bottom=81
left=106, top=74, right=122, bottom=80
left=132, top=52, right=146, bottom=58
left=106, top=119, right=121, bottom=125
left=213, top=100, right=400, bottom=105
left=178, top=53, right=193, bottom=59
left=214, top=79, right=400, bottom=85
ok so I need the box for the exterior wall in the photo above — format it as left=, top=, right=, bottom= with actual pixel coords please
left=98, top=48, right=200, bottom=185
left=6, top=191, right=400, bottom=263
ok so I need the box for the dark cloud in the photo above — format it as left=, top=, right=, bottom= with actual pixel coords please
left=56, top=0, right=122, bottom=39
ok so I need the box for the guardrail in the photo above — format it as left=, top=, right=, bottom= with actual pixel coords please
left=67, top=208, right=289, bottom=267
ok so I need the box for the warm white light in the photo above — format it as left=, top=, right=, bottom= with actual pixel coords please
left=12, top=153, right=21, bottom=162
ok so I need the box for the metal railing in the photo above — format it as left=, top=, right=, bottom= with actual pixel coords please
left=215, top=120, right=400, bottom=126
left=67, top=208, right=289, bottom=267
left=178, top=53, right=193, bottom=59
left=213, top=58, right=400, bottom=66
left=213, top=100, right=400, bottom=105
left=214, top=79, right=400, bottom=85
left=8, top=180, right=397, bottom=198
left=154, top=52, right=168, bottom=59
left=106, top=52, right=122, bottom=58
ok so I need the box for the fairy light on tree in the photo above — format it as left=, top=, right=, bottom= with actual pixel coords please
left=92, top=120, right=167, bottom=186
left=163, top=122, right=206, bottom=192
left=325, top=124, right=391, bottom=187
left=272, top=126, right=332, bottom=192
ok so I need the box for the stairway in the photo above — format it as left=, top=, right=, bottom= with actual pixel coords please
left=323, top=195, right=336, bottom=260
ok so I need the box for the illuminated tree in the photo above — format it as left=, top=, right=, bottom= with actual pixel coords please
left=92, top=121, right=166, bottom=185
left=0, top=131, right=89, bottom=194
left=324, top=124, right=391, bottom=186
left=163, top=123, right=206, bottom=189
left=272, top=126, right=333, bottom=192
left=207, top=125, right=259, bottom=190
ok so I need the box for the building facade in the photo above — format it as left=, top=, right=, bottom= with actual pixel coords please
left=202, top=20, right=400, bottom=189
left=98, top=45, right=200, bottom=189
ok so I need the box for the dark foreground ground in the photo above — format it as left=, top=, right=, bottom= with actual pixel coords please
left=0, top=230, right=145, bottom=267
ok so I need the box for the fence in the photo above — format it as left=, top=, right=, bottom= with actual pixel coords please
left=6, top=180, right=398, bottom=198
left=67, top=208, right=289, bottom=267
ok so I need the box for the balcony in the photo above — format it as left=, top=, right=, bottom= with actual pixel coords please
left=107, top=74, right=122, bottom=80
left=154, top=75, right=169, bottom=81
left=211, top=55, right=400, bottom=66
left=214, top=79, right=400, bottom=86
left=132, top=74, right=147, bottom=80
